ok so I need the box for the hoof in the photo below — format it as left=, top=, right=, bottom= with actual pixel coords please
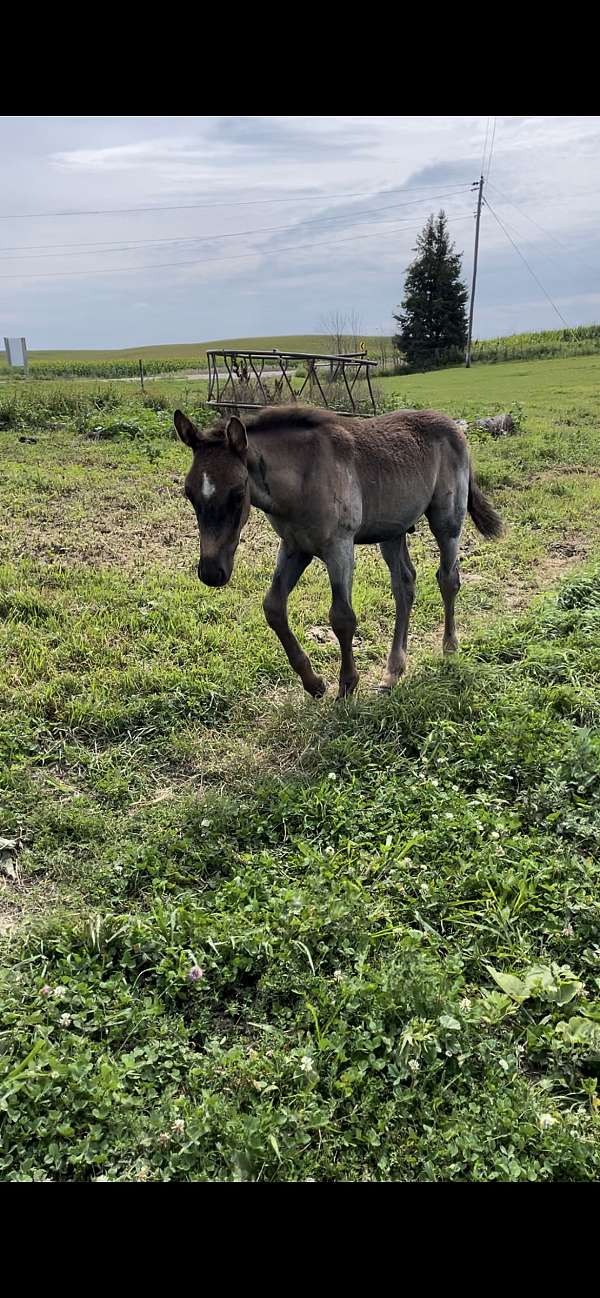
left=443, top=640, right=459, bottom=656
left=378, top=670, right=402, bottom=692
left=336, top=672, right=359, bottom=701
left=305, top=675, right=327, bottom=699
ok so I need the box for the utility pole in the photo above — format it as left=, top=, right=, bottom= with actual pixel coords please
left=465, top=175, right=484, bottom=368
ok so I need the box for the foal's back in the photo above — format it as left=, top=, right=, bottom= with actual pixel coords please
left=246, top=404, right=468, bottom=486
left=340, top=407, right=468, bottom=474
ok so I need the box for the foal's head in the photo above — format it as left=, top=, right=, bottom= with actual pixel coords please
left=174, top=410, right=250, bottom=587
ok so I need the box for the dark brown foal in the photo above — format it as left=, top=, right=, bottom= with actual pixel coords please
left=175, top=405, right=502, bottom=698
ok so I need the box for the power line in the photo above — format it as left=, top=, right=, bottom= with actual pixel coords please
left=484, top=204, right=590, bottom=282
left=512, top=185, right=600, bottom=211
left=0, top=189, right=472, bottom=262
left=4, top=177, right=600, bottom=228
left=485, top=117, right=497, bottom=181
left=489, top=211, right=575, bottom=278
left=481, top=117, right=491, bottom=175
left=484, top=197, right=570, bottom=327
left=0, top=182, right=472, bottom=223
left=0, top=214, right=474, bottom=284
left=486, top=181, right=599, bottom=274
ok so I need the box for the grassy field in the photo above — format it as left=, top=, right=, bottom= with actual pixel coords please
left=1, top=355, right=600, bottom=1180
left=2, top=324, right=600, bottom=380
left=0, top=335, right=384, bottom=363
left=0, top=335, right=388, bottom=379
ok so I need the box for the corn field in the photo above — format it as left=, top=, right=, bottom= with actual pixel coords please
left=2, top=325, right=600, bottom=380
left=472, top=324, right=600, bottom=364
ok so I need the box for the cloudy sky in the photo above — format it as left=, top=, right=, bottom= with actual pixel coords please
left=1, top=115, right=599, bottom=349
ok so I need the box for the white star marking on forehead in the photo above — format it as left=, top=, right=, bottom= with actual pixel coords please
left=201, top=473, right=216, bottom=500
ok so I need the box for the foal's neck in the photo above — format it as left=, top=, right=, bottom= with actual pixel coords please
left=247, top=434, right=275, bottom=513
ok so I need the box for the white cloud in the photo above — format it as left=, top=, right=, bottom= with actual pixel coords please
left=1, top=116, right=599, bottom=346
left=52, top=137, right=204, bottom=171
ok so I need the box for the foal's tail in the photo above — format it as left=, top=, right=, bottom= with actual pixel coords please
left=468, top=465, right=504, bottom=539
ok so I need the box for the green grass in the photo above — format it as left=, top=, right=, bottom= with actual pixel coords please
left=0, top=335, right=388, bottom=380
left=1, top=354, right=600, bottom=1180
left=381, top=352, right=600, bottom=426
left=3, top=335, right=383, bottom=362
left=3, top=324, right=599, bottom=381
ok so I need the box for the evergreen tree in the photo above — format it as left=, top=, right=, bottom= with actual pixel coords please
left=393, top=211, right=469, bottom=368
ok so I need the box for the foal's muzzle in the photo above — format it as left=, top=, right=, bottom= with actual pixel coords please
left=198, top=559, right=229, bottom=588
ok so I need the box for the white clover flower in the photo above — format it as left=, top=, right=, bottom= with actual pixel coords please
left=171, top=1118, right=185, bottom=1136
left=53, top=985, right=67, bottom=999
left=460, top=997, right=471, bottom=1011
left=300, top=1054, right=314, bottom=1073
left=539, top=1113, right=557, bottom=1130
left=408, top=1059, right=420, bottom=1073
left=333, top=969, right=343, bottom=982
left=59, top=1012, right=72, bottom=1027
left=200, top=818, right=211, bottom=829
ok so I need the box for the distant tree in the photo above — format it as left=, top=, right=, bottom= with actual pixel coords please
left=393, top=211, right=468, bottom=368
left=321, top=311, right=349, bottom=355
left=321, top=310, right=363, bottom=355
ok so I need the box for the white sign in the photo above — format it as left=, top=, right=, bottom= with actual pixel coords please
left=4, top=336, right=28, bottom=371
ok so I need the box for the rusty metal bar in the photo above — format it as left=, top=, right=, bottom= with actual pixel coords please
left=205, top=347, right=378, bottom=415
left=342, top=362, right=356, bottom=412
left=209, top=347, right=377, bottom=366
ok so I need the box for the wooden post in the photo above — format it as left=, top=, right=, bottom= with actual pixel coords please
left=139, top=358, right=145, bottom=391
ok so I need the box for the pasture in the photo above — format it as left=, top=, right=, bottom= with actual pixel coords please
left=1, top=354, right=599, bottom=1180
left=0, top=335, right=387, bottom=380
left=3, top=324, right=600, bottom=379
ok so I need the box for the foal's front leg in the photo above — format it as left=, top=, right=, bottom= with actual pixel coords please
left=324, top=537, right=359, bottom=700
left=263, top=543, right=325, bottom=697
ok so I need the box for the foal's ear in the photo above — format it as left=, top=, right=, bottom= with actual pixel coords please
left=226, top=415, right=248, bottom=457
left=174, top=409, right=201, bottom=449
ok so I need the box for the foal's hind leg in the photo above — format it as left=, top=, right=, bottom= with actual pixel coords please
left=426, top=492, right=467, bottom=655
left=379, top=536, right=416, bottom=690
left=263, top=543, right=325, bottom=697
left=324, top=537, right=359, bottom=700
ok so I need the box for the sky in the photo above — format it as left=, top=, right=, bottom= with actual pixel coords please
left=1, top=115, right=599, bottom=350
